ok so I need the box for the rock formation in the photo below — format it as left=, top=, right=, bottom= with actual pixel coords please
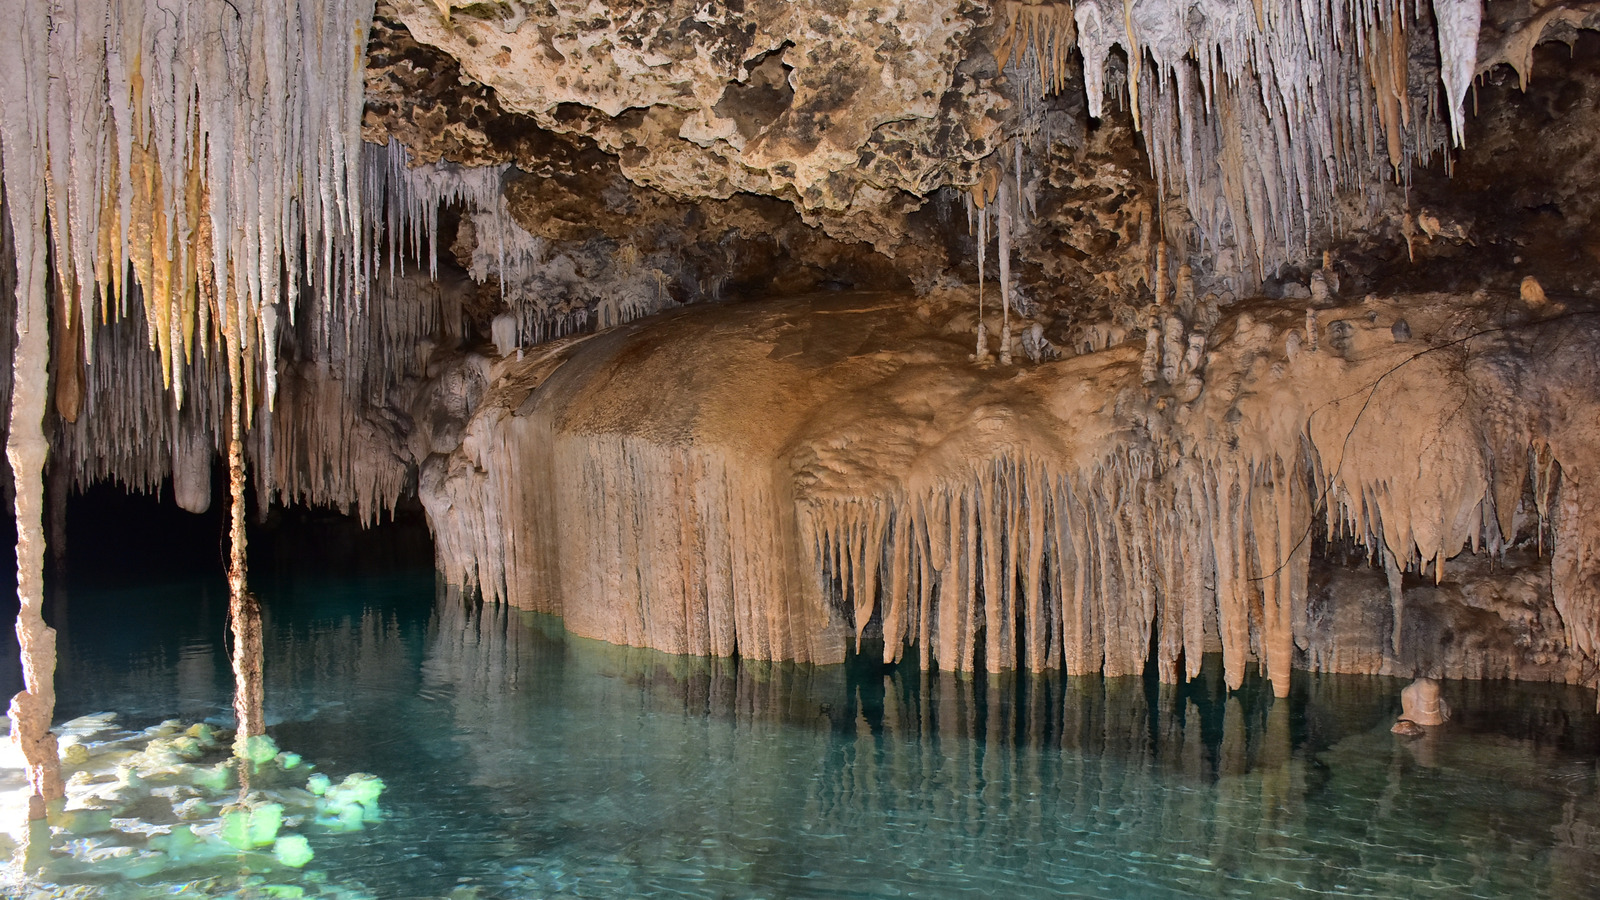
left=419, top=288, right=1600, bottom=699
left=1400, top=677, right=1452, bottom=727
left=3, top=0, right=1600, bottom=718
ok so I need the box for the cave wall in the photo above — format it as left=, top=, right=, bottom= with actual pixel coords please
left=416, top=285, right=1600, bottom=697
left=3, top=0, right=1600, bottom=697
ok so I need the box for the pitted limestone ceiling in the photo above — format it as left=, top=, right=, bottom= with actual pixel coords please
left=386, top=0, right=1600, bottom=274
left=4, top=0, right=1600, bottom=435
left=385, top=0, right=1004, bottom=213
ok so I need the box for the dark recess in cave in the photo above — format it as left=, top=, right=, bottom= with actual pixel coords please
left=54, top=469, right=434, bottom=590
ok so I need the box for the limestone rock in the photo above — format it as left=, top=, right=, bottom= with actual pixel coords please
left=381, top=0, right=1004, bottom=247
left=422, top=288, right=1600, bottom=695
left=1401, top=678, right=1452, bottom=727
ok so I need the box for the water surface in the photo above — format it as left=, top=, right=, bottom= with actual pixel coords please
left=37, top=564, right=1600, bottom=899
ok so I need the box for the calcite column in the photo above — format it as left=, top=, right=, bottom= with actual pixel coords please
left=1, top=2, right=64, bottom=815
left=227, top=422, right=265, bottom=750
left=3, top=180, right=64, bottom=819
left=223, top=285, right=265, bottom=752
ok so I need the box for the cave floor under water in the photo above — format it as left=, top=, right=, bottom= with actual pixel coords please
left=15, top=565, right=1600, bottom=899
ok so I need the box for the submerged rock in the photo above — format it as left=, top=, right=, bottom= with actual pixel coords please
left=0, top=714, right=387, bottom=898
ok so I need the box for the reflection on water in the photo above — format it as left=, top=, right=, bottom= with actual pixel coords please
left=44, top=572, right=1600, bottom=899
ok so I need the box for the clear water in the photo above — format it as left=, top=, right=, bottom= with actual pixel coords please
left=33, top=563, right=1600, bottom=899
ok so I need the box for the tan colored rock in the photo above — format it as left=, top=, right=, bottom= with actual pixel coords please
left=1391, top=719, right=1425, bottom=736
left=421, top=288, right=1600, bottom=694
left=1400, top=678, right=1451, bottom=727
left=1521, top=275, right=1548, bottom=309
left=383, top=0, right=1004, bottom=247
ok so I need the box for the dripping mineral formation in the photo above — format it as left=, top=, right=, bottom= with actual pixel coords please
left=3, top=0, right=1600, bottom=803
left=424, top=290, right=1600, bottom=698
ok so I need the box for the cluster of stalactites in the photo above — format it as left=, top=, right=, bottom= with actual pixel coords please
left=1002, top=0, right=1480, bottom=277
left=46, top=139, right=473, bottom=523
left=802, top=426, right=1546, bottom=697
left=363, top=139, right=508, bottom=287
left=0, top=0, right=376, bottom=419
left=424, top=420, right=842, bottom=665
left=801, top=450, right=1313, bottom=696
left=51, top=264, right=452, bottom=524
left=965, top=143, right=1036, bottom=365
left=366, top=139, right=680, bottom=356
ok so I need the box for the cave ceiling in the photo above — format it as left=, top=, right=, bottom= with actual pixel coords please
left=363, top=0, right=1600, bottom=314
left=5, top=0, right=1600, bottom=690
left=3, top=0, right=1599, bottom=527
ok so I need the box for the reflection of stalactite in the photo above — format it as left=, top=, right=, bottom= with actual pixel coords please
left=402, top=585, right=1600, bottom=895
left=797, top=666, right=1320, bottom=892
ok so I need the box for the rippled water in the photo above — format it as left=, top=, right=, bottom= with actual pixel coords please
left=36, top=562, right=1600, bottom=899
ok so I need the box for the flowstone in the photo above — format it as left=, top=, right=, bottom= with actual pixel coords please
left=424, top=288, right=1600, bottom=699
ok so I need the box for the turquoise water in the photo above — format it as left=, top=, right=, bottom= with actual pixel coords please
left=37, top=561, right=1600, bottom=899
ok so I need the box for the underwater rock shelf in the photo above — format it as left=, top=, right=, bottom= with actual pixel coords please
left=0, top=714, right=385, bottom=898
left=424, top=290, right=1600, bottom=697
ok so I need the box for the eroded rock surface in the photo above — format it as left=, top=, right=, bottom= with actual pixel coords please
left=381, top=0, right=1004, bottom=249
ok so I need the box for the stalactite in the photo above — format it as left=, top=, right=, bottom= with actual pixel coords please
left=424, top=289, right=1600, bottom=695
left=365, top=140, right=680, bottom=349
left=996, top=1, right=1077, bottom=96
left=969, top=165, right=1032, bottom=366
left=996, top=182, right=1015, bottom=366
left=974, top=195, right=989, bottom=361
left=223, top=239, right=264, bottom=752
left=0, top=0, right=395, bottom=587
left=0, top=4, right=65, bottom=822
left=9, top=0, right=378, bottom=415
left=1002, top=0, right=1477, bottom=281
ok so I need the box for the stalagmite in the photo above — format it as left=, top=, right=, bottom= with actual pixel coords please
left=1180, top=333, right=1205, bottom=378
left=1309, top=271, right=1331, bottom=306
left=1140, top=318, right=1161, bottom=384
left=1399, top=677, right=1451, bottom=725
left=1153, top=240, right=1168, bottom=307
left=1520, top=275, right=1548, bottom=310
left=1159, top=315, right=1184, bottom=384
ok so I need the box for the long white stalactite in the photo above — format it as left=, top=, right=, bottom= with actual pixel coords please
left=0, top=4, right=64, bottom=821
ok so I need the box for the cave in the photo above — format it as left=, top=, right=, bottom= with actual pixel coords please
left=2, top=0, right=1600, bottom=895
